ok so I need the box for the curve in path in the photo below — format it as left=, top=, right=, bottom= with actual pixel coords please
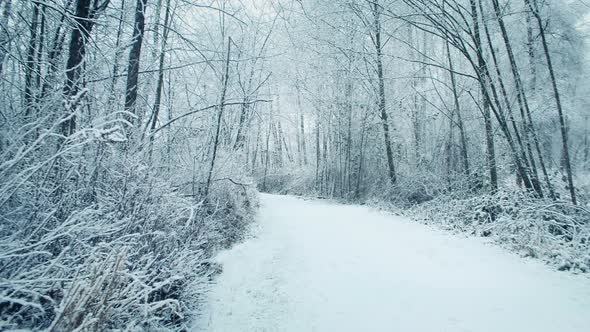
left=199, top=194, right=590, bottom=332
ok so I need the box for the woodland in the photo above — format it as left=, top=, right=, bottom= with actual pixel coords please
left=0, top=0, right=589, bottom=330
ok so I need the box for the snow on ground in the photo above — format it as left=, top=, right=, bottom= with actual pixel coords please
left=197, top=194, right=590, bottom=332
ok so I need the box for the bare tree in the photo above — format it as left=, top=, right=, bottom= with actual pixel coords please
left=124, top=0, right=148, bottom=125
left=63, top=0, right=110, bottom=135
left=370, top=0, right=397, bottom=185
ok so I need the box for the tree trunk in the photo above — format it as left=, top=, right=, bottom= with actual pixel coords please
left=446, top=41, right=470, bottom=178
left=204, top=37, right=232, bottom=197
left=276, top=119, right=284, bottom=167
left=355, top=105, right=369, bottom=199
left=147, top=0, right=171, bottom=160
left=41, top=0, right=72, bottom=100
left=262, top=104, right=273, bottom=192
left=315, top=107, right=321, bottom=191
left=24, top=3, right=40, bottom=118
left=233, top=101, right=250, bottom=149
left=345, top=80, right=353, bottom=196
left=149, top=0, right=171, bottom=135
left=62, top=0, right=98, bottom=136
left=106, top=0, right=127, bottom=112
left=525, top=4, right=537, bottom=92
left=0, top=0, right=11, bottom=77
left=297, top=82, right=308, bottom=165
left=372, top=0, right=397, bottom=185
left=470, top=0, right=497, bottom=192
left=35, top=5, right=45, bottom=104
left=124, top=0, right=149, bottom=125
left=446, top=106, right=456, bottom=187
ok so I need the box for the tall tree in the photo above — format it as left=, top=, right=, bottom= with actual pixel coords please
left=205, top=37, right=232, bottom=197
left=124, top=0, right=148, bottom=126
left=63, top=0, right=110, bottom=136
left=469, top=0, right=498, bottom=192
left=0, top=0, right=11, bottom=77
left=370, top=0, right=397, bottom=185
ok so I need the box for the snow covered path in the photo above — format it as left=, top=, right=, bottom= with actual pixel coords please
left=200, top=194, right=590, bottom=332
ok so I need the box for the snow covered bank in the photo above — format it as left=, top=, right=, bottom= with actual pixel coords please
left=0, top=149, right=257, bottom=330
left=406, top=191, right=590, bottom=273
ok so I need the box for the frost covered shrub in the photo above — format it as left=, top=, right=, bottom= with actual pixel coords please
left=371, top=169, right=478, bottom=207
left=205, top=176, right=259, bottom=248
left=575, top=171, right=590, bottom=204
left=409, top=190, right=590, bottom=273
left=256, top=166, right=317, bottom=196
left=0, top=116, right=256, bottom=330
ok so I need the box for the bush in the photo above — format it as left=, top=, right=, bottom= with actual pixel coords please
left=408, top=190, right=590, bottom=273
left=0, top=115, right=257, bottom=330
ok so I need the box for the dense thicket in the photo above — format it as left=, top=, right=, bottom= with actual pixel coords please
left=0, top=0, right=266, bottom=329
left=257, top=0, right=588, bottom=201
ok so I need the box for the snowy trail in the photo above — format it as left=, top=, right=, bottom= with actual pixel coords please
left=199, top=194, right=590, bottom=332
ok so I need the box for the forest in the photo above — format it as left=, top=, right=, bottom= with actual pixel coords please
left=1, top=0, right=589, bottom=330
